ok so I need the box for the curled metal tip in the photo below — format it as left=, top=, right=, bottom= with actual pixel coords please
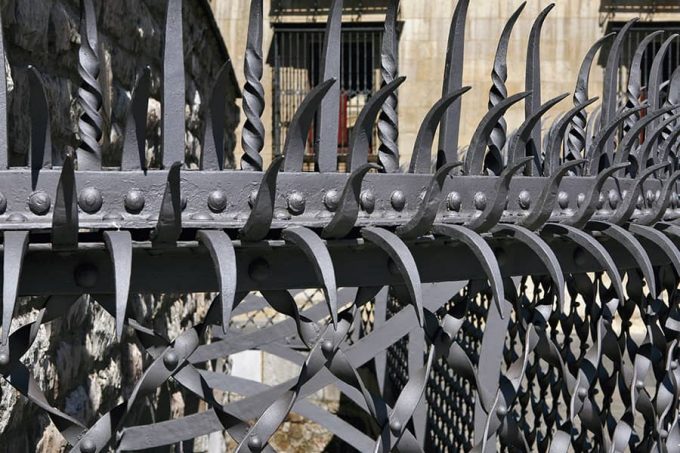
left=197, top=230, right=237, bottom=335
left=240, top=156, right=285, bottom=242
left=545, top=98, right=598, bottom=175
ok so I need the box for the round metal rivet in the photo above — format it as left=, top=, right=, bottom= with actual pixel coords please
left=671, top=360, right=678, bottom=370
left=287, top=191, right=306, bottom=215
left=124, top=189, right=145, bottom=214
left=360, top=190, right=375, bottom=212
left=636, top=194, right=644, bottom=209
left=321, top=340, right=334, bottom=354
left=635, top=380, right=644, bottom=390
left=577, top=387, right=588, bottom=399
left=447, top=192, right=462, bottom=212
left=78, top=187, right=103, bottom=214
left=389, top=420, right=402, bottom=433
left=207, top=190, right=228, bottom=213
left=474, top=192, right=487, bottom=211
left=608, top=189, right=620, bottom=209
left=248, top=190, right=259, bottom=208
left=577, top=193, right=585, bottom=208
left=646, top=189, right=655, bottom=205
left=558, top=191, right=569, bottom=210
left=390, top=190, right=406, bottom=211
left=29, top=191, right=51, bottom=216
left=496, top=405, right=507, bottom=417
left=0, top=352, right=9, bottom=366
left=660, top=429, right=669, bottom=439
left=597, top=193, right=605, bottom=210
left=164, top=351, right=179, bottom=370
left=80, top=439, right=96, bottom=453
left=518, top=190, right=531, bottom=210
left=74, top=263, right=98, bottom=289
left=247, top=436, right=262, bottom=450
left=248, top=258, right=271, bottom=283
left=324, top=190, right=340, bottom=212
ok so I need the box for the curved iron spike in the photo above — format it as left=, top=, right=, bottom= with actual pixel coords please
left=464, top=91, right=532, bottom=175
left=601, top=19, right=638, bottom=156
left=315, top=0, right=343, bottom=173
left=240, top=156, right=285, bottom=242
left=487, top=1, right=526, bottom=166
left=321, top=163, right=379, bottom=239
left=409, top=87, right=471, bottom=174
left=647, top=34, right=679, bottom=137
left=1, top=231, right=29, bottom=349
left=438, top=0, right=470, bottom=167
left=506, top=92, right=569, bottom=173
left=613, top=105, right=674, bottom=171
left=151, top=162, right=182, bottom=247
left=282, top=227, right=338, bottom=328
left=545, top=98, right=598, bottom=175
left=361, top=227, right=424, bottom=327
left=566, top=34, right=613, bottom=160
left=432, top=223, right=505, bottom=318
left=76, top=0, right=103, bottom=170
left=466, top=157, right=532, bottom=233
left=377, top=0, right=401, bottom=173
left=121, top=67, right=151, bottom=171
left=347, top=77, right=406, bottom=172
left=636, top=112, right=680, bottom=170
left=283, top=79, right=337, bottom=173
left=629, top=223, right=680, bottom=277
left=563, top=163, right=629, bottom=228
left=635, top=169, right=680, bottom=225
left=660, top=127, right=680, bottom=166
left=197, top=230, right=237, bottom=335
left=524, top=3, right=555, bottom=164
left=587, top=221, right=657, bottom=297
left=52, top=154, right=78, bottom=249
left=520, top=159, right=586, bottom=230
left=609, top=163, right=669, bottom=225
left=587, top=104, right=648, bottom=175
left=542, top=223, right=625, bottom=301
left=202, top=62, right=231, bottom=171
left=0, top=5, right=7, bottom=169
left=103, top=231, right=132, bottom=341
left=492, top=224, right=565, bottom=312
left=396, top=162, right=462, bottom=239
left=28, top=66, right=52, bottom=189
left=161, top=0, right=186, bottom=167
left=625, top=30, right=664, bottom=133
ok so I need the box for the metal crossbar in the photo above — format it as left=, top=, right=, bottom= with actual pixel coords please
left=2, top=0, right=680, bottom=451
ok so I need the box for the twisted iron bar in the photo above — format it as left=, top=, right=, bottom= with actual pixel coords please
left=377, top=0, right=400, bottom=173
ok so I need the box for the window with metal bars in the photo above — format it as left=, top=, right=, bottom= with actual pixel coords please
left=270, top=23, right=387, bottom=170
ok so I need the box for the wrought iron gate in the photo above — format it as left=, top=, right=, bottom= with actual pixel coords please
left=4, top=0, right=680, bottom=452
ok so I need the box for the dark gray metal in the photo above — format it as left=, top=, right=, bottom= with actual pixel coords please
left=241, top=0, right=265, bottom=171
left=378, top=0, right=400, bottom=173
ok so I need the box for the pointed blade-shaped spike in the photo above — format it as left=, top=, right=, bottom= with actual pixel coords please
left=524, top=3, right=555, bottom=171
left=2, top=231, right=29, bottom=348
left=377, top=0, right=401, bottom=173
left=545, top=98, right=598, bottom=175
left=122, top=67, right=151, bottom=171
left=241, top=0, right=265, bottom=171
left=240, top=156, right=285, bottom=242
left=162, top=0, right=186, bottom=167
left=76, top=0, right=103, bottom=170
left=28, top=66, right=52, bottom=189
left=315, top=0, right=343, bottom=173
left=588, top=103, right=647, bottom=175
left=52, top=155, right=78, bottom=249
left=437, top=0, right=470, bottom=167
left=197, top=230, right=237, bottom=335
left=646, top=34, right=679, bottom=138
left=103, top=231, right=132, bottom=341
left=152, top=162, right=182, bottom=247
left=202, top=62, right=231, bottom=171
left=625, top=30, right=664, bottom=134
left=283, top=79, right=336, bottom=173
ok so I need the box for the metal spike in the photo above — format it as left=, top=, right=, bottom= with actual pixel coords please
left=283, top=79, right=336, bottom=173
left=613, top=105, right=674, bottom=172
left=396, top=162, right=462, bottom=239
left=438, top=0, right=470, bottom=167
left=659, top=126, right=680, bottom=165
left=28, top=66, right=52, bottom=190
left=587, top=104, right=647, bottom=175
left=625, top=31, right=664, bottom=135
left=241, top=0, right=265, bottom=171
left=321, top=163, right=379, bottom=239
left=464, top=91, right=531, bottom=175
left=409, top=88, right=470, bottom=174
left=52, top=154, right=78, bottom=249
left=646, top=34, right=679, bottom=138
left=636, top=112, right=680, bottom=170
left=629, top=224, right=680, bottom=277
left=162, top=0, right=186, bottom=167
left=608, top=161, right=669, bottom=225
left=282, top=227, right=338, bottom=328
left=1, top=231, right=29, bottom=349
left=240, top=156, right=285, bottom=242
left=524, top=4, right=555, bottom=166
left=152, top=162, right=182, bottom=247
left=487, top=2, right=526, bottom=171
left=312, top=0, right=343, bottom=173
left=202, top=62, right=231, bottom=171
left=378, top=0, right=401, bottom=173
left=76, top=0, right=103, bottom=170
left=103, top=231, right=132, bottom=341
left=121, top=67, right=151, bottom=171
left=197, top=230, right=237, bottom=335
left=544, top=98, right=598, bottom=175
left=347, top=77, right=405, bottom=172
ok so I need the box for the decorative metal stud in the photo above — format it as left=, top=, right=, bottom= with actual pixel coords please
left=124, top=189, right=145, bottom=214
left=577, top=193, right=585, bottom=208
left=608, top=189, right=620, bottom=209
left=80, top=440, right=96, bottom=453
left=447, top=192, right=462, bottom=211
left=360, top=190, right=375, bottom=212
left=518, top=190, right=531, bottom=210
left=164, top=351, right=179, bottom=369
left=323, top=189, right=340, bottom=212
left=287, top=191, right=306, bottom=215
left=597, top=193, right=605, bottom=210
left=0, top=352, right=9, bottom=366
left=78, top=187, right=103, bottom=214
left=28, top=191, right=51, bottom=216
left=207, top=190, right=228, bottom=213
left=390, top=190, right=406, bottom=211
left=558, top=191, right=569, bottom=210
left=473, top=192, right=487, bottom=211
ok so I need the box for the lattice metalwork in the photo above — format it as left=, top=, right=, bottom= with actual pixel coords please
left=4, top=0, right=680, bottom=452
